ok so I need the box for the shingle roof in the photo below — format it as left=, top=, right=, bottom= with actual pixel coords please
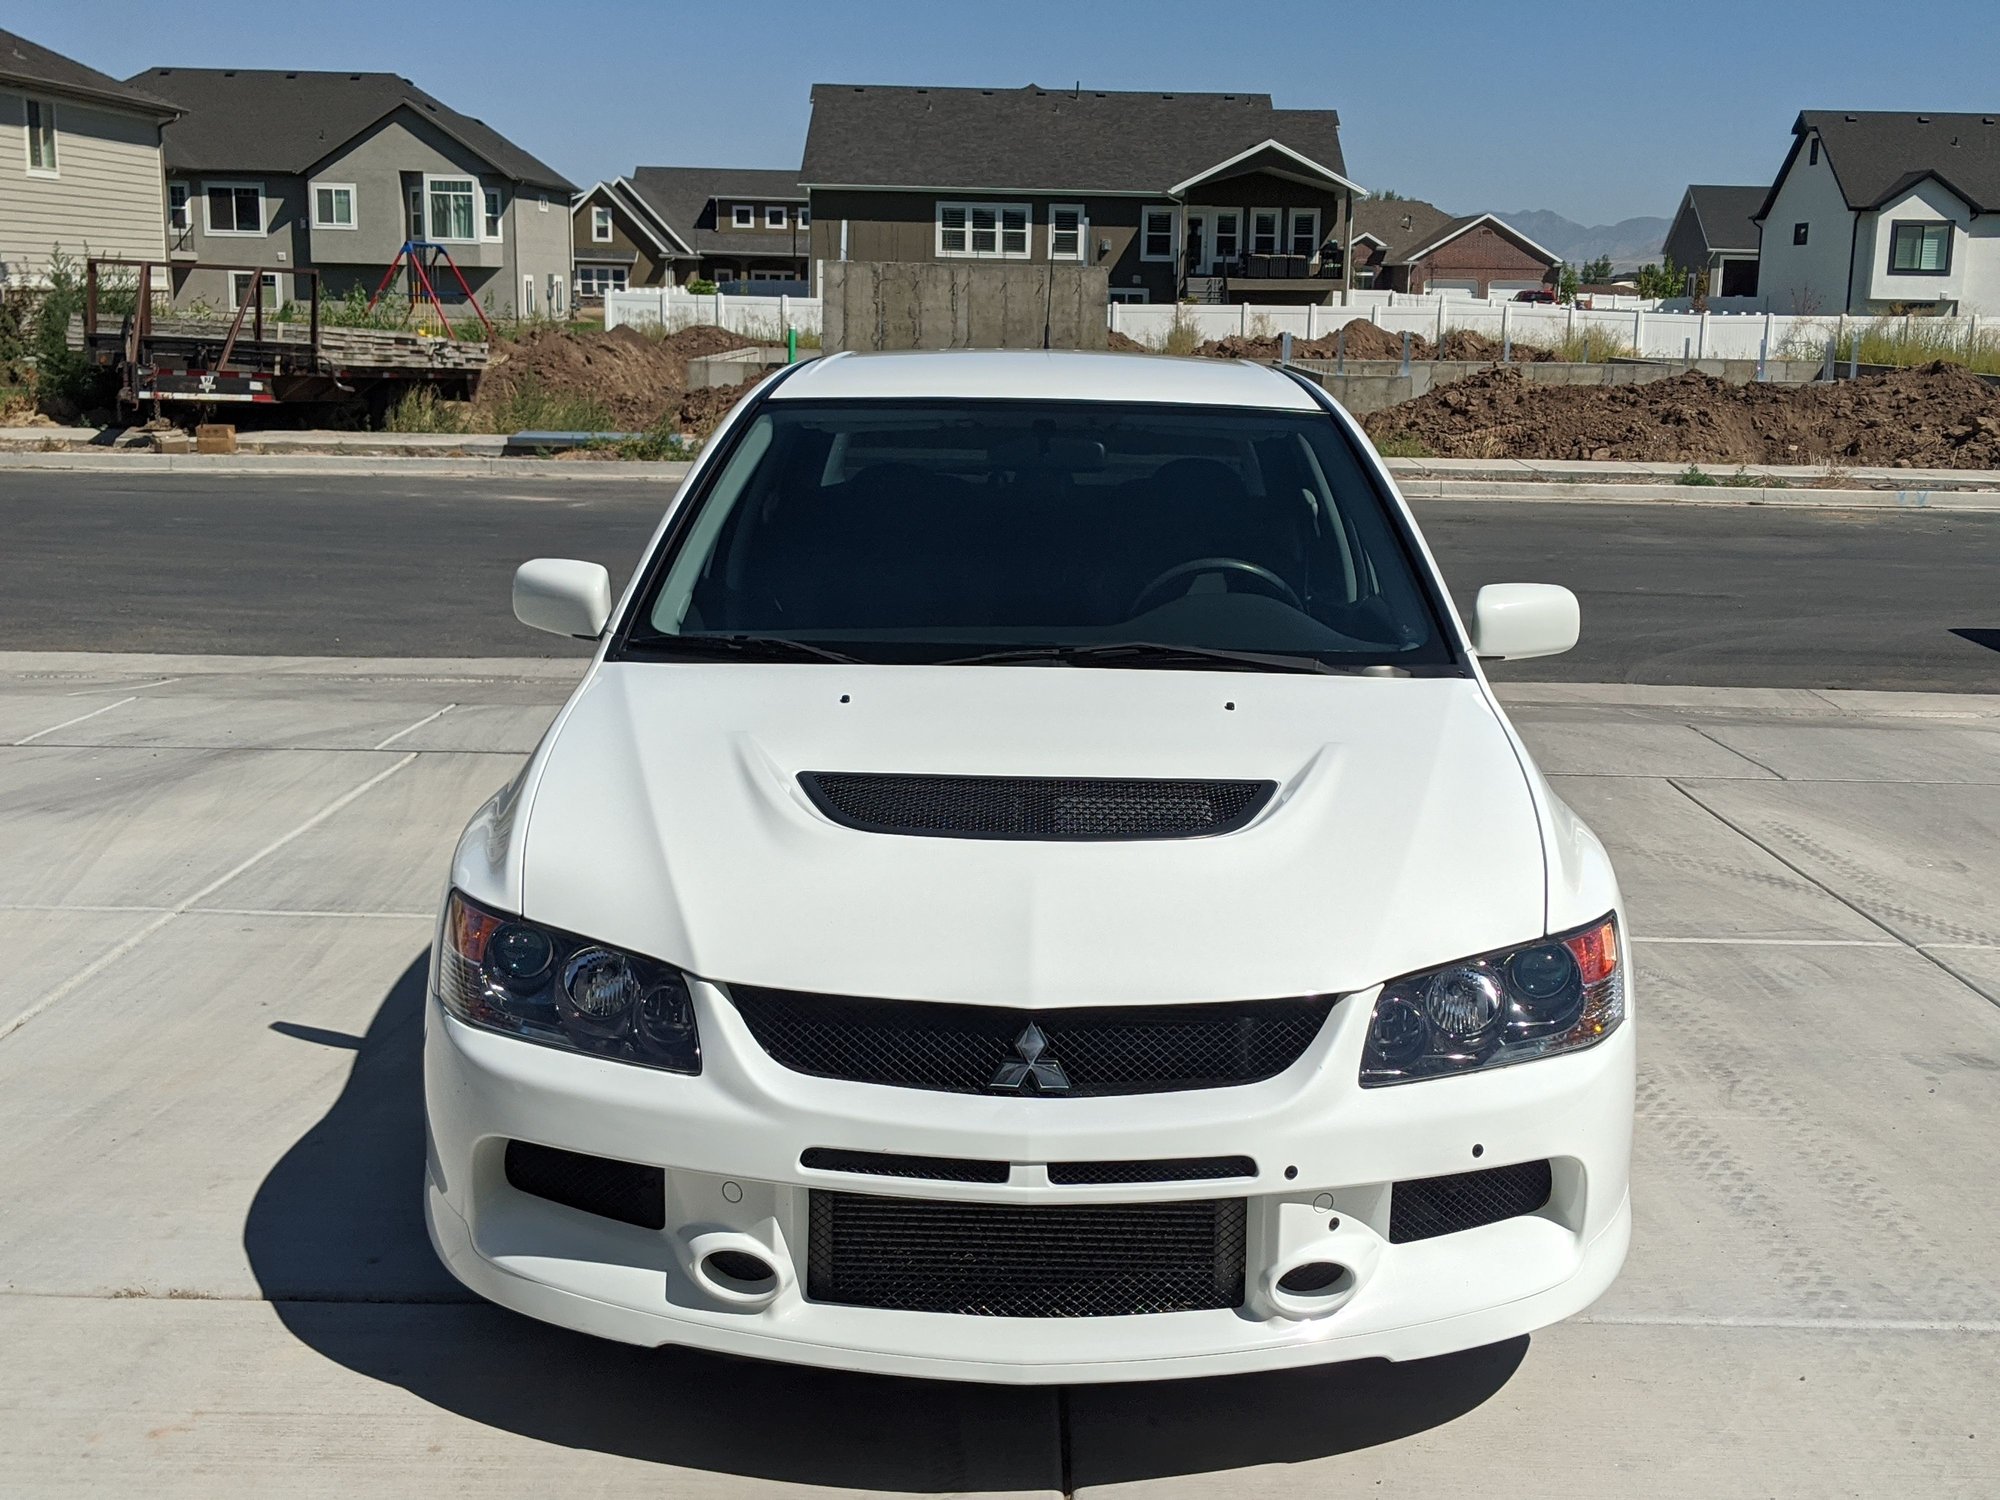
left=1681, top=184, right=1764, bottom=254
left=1772, top=111, right=2000, bottom=215
left=1350, top=198, right=1458, bottom=259
left=625, top=166, right=808, bottom=256
left=0, top=29, right=179, bottom=117
left=129, top=68, right=573, bottom=191
left=801, top=83, right=1346, bottom=194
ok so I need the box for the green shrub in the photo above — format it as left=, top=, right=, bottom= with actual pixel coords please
left=383, top=387, right=468, bottom=433
left=1372, top=432, right=1432, bottom=458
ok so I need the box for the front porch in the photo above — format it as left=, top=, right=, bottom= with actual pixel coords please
left=1162, top=140, right=1365, bottom=306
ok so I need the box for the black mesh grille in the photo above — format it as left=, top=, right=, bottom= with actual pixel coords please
left=800, top=772, right=1275, bottom=840
left=503, top=1140, right=665, bottom=1230
left=731, top=988, right=1336, bottom=1097
left=801, top=1147, right=1010, bottom=1184
left=1048, top=1156, right=1258, bottom=1185
left=1389, top=1159, right=1553, bottom=1243
left=807, top=1191, right=1246, bottom=1316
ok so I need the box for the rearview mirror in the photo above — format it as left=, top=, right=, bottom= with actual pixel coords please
left=514, top=558, right=613, bottom=639
left=1468, top=583, right=1579, bottom=660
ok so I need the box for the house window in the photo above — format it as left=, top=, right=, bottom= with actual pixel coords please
left=229, top=271, right=282, bottom=308
left=1888, top=220, right=1952, bottom=275
left=1211, top=210, right=1240, bottom=267
left=1289, top=208, right=1320, bottom=258
left=168, top=182, right=190, bottom=233
left=1140, top=206, right=1175, bottom=261
left=1107, top=287, right=1149, bottom=303
left=765, top=204, right=788, bottom=228
left=409, top=185, right=423, bottom=239
left=591, top=205, right=613, bottom=243
left=799, top=205, right=811, bottom=226
left=1809, top=138, right=1820, bottom=166
left=1250, top=209, right=1280, bottom=255
left=25, top=98, right=56, bottom=174
left=204, top=182, right=263, bottom=235
left=732, top=204, right=754, bottom=228
left=1049, top=204, right=1086, bottom=261
left=311, top=183, right=355, bottom=229
left=1793, top=222, right=1809, bottom=246
left=484, top=189, right=503, bottom=240
left=936, top=201, right=1031, bottom=258
left=575, top=263, right=629, bottom=298
left=426, top=177, right=476, bottom=241
left=713, top=267, right=737, bottom=283
left=750, top=267, right=794, bottom=281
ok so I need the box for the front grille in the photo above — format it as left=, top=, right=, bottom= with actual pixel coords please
left=1389, top=1159, right=1553, bottom=1243
left=731, top=988, right=1336, bottom=1097
left=503, top=1140, right=665, bottom=1230
left=801, top=1147, right=1009, bottom=1184
left=807, top=1190, right=1246, bottom=1317
left=799, top=772, right=1275, bottom=840
left=1048, top=1156, right=1258, bottom=1185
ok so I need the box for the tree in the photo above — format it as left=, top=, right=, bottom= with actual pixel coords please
left=1372, top=188, right=1405, bottom=201
left=1579, top=255, right=1615, bottom=285
left=1556, top=262, right=1581, bottom=305
left=1631, top=258, right=1686, bottom=301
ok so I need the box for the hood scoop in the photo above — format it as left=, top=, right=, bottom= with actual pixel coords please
left=798, top=771, right=1277, bottom=841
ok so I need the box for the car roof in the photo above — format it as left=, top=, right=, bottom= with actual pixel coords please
left=767, top=349, right=1322, bottom=410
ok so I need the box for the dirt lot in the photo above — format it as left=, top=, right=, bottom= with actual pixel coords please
left=1110, top=318, right=1553, bottom=364
left=472, top=324, right=761, bottom=434
left=1365, top=360, right=2000, bottom=467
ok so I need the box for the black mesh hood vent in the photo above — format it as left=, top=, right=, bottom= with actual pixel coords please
left=799, top=772, right=1276, bottom=840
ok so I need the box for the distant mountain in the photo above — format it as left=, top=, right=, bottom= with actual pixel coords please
left=1483, top=209, right=1673, bottom=269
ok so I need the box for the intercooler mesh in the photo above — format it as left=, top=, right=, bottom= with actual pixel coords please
left=800, top=772, right=1275, bottom=840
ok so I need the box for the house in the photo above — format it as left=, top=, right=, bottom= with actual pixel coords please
left=572, top=168, right=808, bottom=299
left=0, top=29, right=180, bottom=285
left=127, top=68, right=576, bottom=318
left=1753, top=111, right=2000, bottom=315
left=1662, top=184, right=1764, bottom=299
left=800, top=83, right=1363, bottom=305
left=1347, top=198, right=1556, bottom=297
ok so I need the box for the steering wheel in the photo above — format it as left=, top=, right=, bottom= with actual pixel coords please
left=1128, top=556, right=1302, bottom=617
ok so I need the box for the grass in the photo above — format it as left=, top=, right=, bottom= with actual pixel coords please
left=1540, top=326, right=1638, bottom=362
left=1833, top=317, right=2000, bottom=375
left=385, top=375, right=613, bottom=436
left=1677, top=464, right=1786, bottom=489
left=1145, top=307, right=1205, bottom=356
left=1372, top=433, right=1433, bottom=458
left=382, top=387, right=469, bottom=434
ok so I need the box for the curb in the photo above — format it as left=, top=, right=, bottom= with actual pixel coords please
left=1398, top=480, right=2000, bottom=511
left=0, top=452, right=691, bottom=480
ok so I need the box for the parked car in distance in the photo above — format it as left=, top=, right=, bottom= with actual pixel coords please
left=1512, top=287, right=1559, bottom=303
left=424, top=349, right=1633, bottom=1384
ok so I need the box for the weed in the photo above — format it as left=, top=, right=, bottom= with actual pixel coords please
left=1148, top=306, right=1205, bottom=356
left=617, top=417, right=698, bottom=461
left=1833, top=316, right=2000, bottom=376
left=383, top=387, right=469, bottom=433
left=1373, top=433, right=1433, bottom=459
left=1545, top=325, right=1637, bottom=362
left=482, top=374, right=613, bottom=434
left=1677, top=465, right=1718, bottom=486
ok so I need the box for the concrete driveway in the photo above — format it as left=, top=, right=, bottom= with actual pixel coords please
left=1, top=654, right=1995, bottom=1497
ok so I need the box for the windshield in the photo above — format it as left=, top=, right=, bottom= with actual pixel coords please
left=625, top=398, right=1457, bottom=670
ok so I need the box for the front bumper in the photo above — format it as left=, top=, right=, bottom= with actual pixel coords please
left=423, top=977, right=1634, bottom=1384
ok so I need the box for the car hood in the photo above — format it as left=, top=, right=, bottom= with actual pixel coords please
left=520, top=662, right=1546, bottom=1006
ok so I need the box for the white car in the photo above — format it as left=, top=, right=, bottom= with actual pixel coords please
left=425, top=349, right=1632, bottom=1384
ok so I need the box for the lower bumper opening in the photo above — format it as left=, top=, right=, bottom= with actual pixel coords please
left=503, top=1139, right=665, bottom=1230
left=807, top=1189, right=1247, bottom=1317
left=1388, top=1159, right=1553, bottom=1243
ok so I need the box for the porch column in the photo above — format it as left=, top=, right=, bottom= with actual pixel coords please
left=1341, top=187, right=1354, bottom=308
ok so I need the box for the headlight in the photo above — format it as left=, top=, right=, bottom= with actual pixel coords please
left=436, top=890, right=700, bottom=1074
left=1360, top=914, right=1622, bottom=1086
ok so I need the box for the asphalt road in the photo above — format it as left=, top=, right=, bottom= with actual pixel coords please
left=1, top=472, right=1994, bottom=690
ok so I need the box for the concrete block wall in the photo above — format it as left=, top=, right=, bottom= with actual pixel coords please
left=822, top=262, right=1110, bottom=352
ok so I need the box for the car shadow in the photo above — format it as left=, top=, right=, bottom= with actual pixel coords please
left=245, top=953, right=1526, bottom=1490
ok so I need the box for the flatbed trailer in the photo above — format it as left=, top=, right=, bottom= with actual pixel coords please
left=73, top=257, right=488, bottom=413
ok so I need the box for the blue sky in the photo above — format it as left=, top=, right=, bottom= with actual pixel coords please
left=15, top=0, right=2000, bottom=223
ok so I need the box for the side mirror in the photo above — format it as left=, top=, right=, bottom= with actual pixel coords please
left=1469, top=583, right=1579, bottom=660
left=513, top=558, right=612, bottom=639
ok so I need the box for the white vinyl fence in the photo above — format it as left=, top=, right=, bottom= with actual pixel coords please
left=609, top=282, right=1990, bottom=365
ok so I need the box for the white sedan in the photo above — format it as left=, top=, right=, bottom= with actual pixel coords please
left=424, top=349, right=1632, bottom=1384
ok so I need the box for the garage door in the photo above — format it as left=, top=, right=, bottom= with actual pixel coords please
left=1487, top=280, right=1545, bottom=296
left=1429, top=280, right=1479, bottom=297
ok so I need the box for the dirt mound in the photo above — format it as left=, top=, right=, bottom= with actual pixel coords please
left=1432, top=329, right=1553, bottom=363
left=1105, top=330, right=1147, bottom=353
left=1364, top=360, right=2000, bottom=467
left=676, top=378, right=762, bottom=438
left=1195, top=319, right=1420, bottom=362
left=474, top=324, right=757, bottom=429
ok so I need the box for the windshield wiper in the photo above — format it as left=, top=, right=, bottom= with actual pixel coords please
left=628, top=633, right=862, bottom=664
left=938, top=642, right=1347, bottom=675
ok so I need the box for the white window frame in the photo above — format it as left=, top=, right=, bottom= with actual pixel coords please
left=409, top=185, right=424, bottom=240
left=310, top=182, right=356, bottom=230
left=1107, top=287, right=1149, bottom=303
left=1139, top=205, right=1176, bottom=262
left=575, top=262, right=629, bottom=297
left=203, top=180, right=266, bottom=237
left=713, top=266, right=738, bottom=283
left=521, top=274, right=536, bottom=315
left=591, top=204, right=613, bottom=243
left=168, top=182, right=191, bottom=233
left=1249, top=208, right=1280, bottom=256
left=1209, top=208, right=1241, bottom=270
left=229, top=270, right=284, bottom=309
left=765, top=204, right=788, bottom=229
left=936, top=200, right=1031, bottom=259
left=799, top=205, right=812, bottom=226
left=1049, top=203, right=1086, bottom=261
left=423, top=174, right=478, bottom=243
left=749, top=267, right=793, bottom=281
left=24, top=97, right=57, bottom=176
left=731, top=204, right=755, bottom=228
left=483, top=188, right=504, bottom=242
left=1289, top=208, right=1321, bottom=258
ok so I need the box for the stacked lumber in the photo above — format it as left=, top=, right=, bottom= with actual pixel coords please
left=65, top=312, right=488, bottom=372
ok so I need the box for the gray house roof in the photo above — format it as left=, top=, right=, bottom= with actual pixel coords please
left=129, top=68, right=574, bottom=192
left=0, top=29, right=179, bottom=118
left=1676, top=185, right=1764, bottom=255
left=1348, top=198, right=1555, bottom=267
left=625, top=166, right=808, bottom=256
left=1758, top=111, right=2000, bottom=219
left=801, top=83, right=1348, bottom=195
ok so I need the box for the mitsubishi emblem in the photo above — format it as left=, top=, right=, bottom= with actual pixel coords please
left=989, top=1023, right=1070, bottom=1093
